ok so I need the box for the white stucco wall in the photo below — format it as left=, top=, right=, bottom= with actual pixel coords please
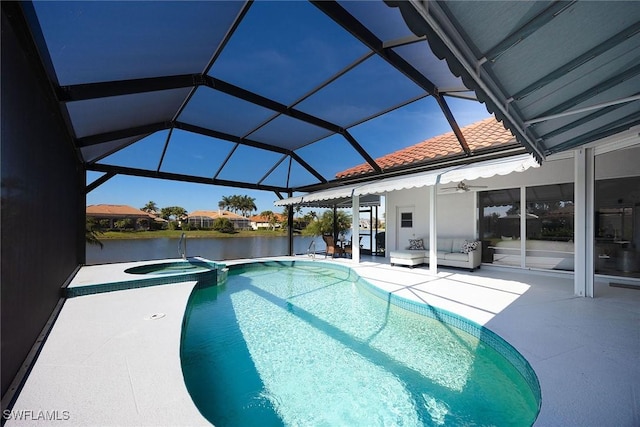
left=385, top=188, right=476, bottom=251
left=383, top=144, right=639, bottom=253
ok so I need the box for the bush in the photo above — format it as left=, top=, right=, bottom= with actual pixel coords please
left=149, top=220, right=164, bottom=231
left=114, top=218, right=134, bottom=230
left=212, top=217, right=235, bottom=233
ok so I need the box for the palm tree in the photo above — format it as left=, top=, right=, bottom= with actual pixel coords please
left=140, top=201, right=158, bottom=214
left=218, top=196, right=233, bottom=212
left=220, top=195, right=256, bottom=217
left=86, top=217, right=103, bottom=248
left=302, top=210, right=351, bottom=237
left=239, top=195, right=257, bottom=217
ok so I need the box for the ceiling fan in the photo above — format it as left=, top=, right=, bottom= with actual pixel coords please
left=440, top=181, right=488, bottom=193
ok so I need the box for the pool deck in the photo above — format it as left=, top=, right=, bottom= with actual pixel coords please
left=6, top=256, right=640, bottom=426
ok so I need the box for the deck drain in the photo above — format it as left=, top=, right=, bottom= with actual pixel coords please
left=145, top=313, right=166, bottom=320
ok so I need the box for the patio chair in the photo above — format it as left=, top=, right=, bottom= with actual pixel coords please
left=322, top=235, right=344, bottom=258
left=343, top=236, right=362, bottom=258
left=375, top=231, right=385, bottom=255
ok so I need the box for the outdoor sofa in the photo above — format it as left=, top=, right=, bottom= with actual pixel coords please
left=389, top=237, right=482, bottom=271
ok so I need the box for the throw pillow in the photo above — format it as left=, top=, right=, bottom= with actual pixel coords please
left=460, top=240, right=479, bottom=254
left=408, top=238, right=425, bottom=250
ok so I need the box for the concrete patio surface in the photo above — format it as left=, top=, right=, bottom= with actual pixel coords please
left=5, top=256, right=640, bottom=426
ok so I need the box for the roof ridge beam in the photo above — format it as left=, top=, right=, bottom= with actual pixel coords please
left=57, top=74, right=199, bottom=102
left=204, top=76, right=342, bottom=132
left=175, top=121, right=289, bottom=155
left=77, top=122, right=172, bottom=147
left=87, top=163, right=288, bottom=193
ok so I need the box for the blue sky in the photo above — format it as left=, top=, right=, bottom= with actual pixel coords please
left=87, top=97, right=490, bottom=215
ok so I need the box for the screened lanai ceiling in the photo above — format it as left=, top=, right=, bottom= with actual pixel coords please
left=16, top=1, right=640, bottom=197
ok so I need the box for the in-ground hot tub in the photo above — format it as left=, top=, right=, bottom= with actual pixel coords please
left=125, top=259, right=214, bottom=275
left=66, top=258, right=227, bottom=297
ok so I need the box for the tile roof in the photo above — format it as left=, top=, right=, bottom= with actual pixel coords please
left=188, top=210, right=246, bottom=220
left=336, top=116, right=515, bottom=178
left=249, top=213, right=287, bottom=222
left=86, top=204, right=154, bottom=217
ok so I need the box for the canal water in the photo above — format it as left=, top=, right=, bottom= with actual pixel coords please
left=86, top=233, right=381, bottom=265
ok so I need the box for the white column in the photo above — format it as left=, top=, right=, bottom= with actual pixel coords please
left=575, top=148, right=595, bottom=297
left=520, top=186, right=527, bottom=269
left=429, top=185, right=438, bottom=275
left=351, top=194, right=360, bottom=263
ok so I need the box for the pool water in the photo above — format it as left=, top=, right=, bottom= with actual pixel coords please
left=181, top=262, right=539, bottom=426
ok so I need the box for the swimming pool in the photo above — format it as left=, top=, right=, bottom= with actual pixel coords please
left=181, top=261, right=540, bottom=426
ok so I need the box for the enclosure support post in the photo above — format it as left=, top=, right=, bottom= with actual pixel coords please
left=429, top=184, right=438, bottom=275
left=288, top=192, right=294, bottom=256
left=352, top=194, right=360, bottom=263
left=575, top=147, right=594, bottom=297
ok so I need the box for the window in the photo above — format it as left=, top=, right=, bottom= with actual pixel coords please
left=595, top=176, right=640, bottom=277
left=478, top=188, right=520, bottom=267
left=525, top=183, right=574, bottom=271
left=400, top=212, right=412, bottom=228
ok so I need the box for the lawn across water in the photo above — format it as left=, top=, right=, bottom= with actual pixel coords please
left=97, top=229, right=294, bottom=240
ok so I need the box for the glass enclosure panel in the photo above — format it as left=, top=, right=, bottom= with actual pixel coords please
left=33, top=1, right=242, bottom=85
left=247, top=115, right=333, bottom=151
left=294, top=134, right=365, bottom=180
left=260, top=158, right=320, bottom=189
left=595, top=176, right=640, bottom=278
left=216, top=144, right=288, bottom=185
left=160, top=130, right=236, bottom=178
left=525, top=183, right=575, bottom=271
left=100, top=131, right=168, bottom=170
left=81, top=135, right=147, bottom=164
left=349, top=96, right=491, bottom=161
left=296, top=55, right=424, bottom=128
left=393, top=41, right=467, bottom=91
left=339, top=0, right=414, bottom=42
left=179, top=87, right=277, bottom=138
left=66, top=88, right=190, bottom=138
left=479, top=188, right=521, bottom=267
left=209, top=1, right=368, bottom=105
